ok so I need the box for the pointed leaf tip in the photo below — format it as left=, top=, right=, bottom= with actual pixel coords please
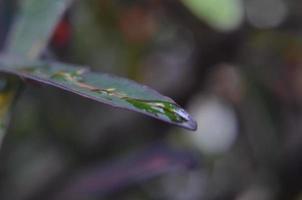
left=0, top=55, right=197, bottom=130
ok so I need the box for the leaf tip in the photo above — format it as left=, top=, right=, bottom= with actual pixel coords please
left=182, top=115, right=198, bottom=131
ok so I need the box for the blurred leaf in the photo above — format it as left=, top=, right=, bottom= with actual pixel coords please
left=181, top=0, right=244, bottom=31
left=0, top=77, right=19, bottom=147
left=5, top=0, right=72, bottom=59
left=0, top=55, right=197, bottom=130
left=0, top=0, right=72, bottom=147
left=54, top=143, right=199, bottom=199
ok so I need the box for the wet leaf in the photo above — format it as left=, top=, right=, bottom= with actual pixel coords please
left=5, top=0, right=72, bottom=59
left=0, top=55, right=197, bottom=130
left=1, top=0, right=196, bottom=134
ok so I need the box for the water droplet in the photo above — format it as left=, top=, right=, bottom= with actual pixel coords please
left=124, top=98, right=197, bottom=130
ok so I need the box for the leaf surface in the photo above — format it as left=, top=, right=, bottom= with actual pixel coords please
left=5, top=0, right=72, bottom=59
left=0, top=55, right=197, bottom=130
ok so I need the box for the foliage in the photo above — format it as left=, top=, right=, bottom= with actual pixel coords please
left=0, top=0, right=196, bottom=137
left=2, top=0, right=301, bottom=200
left=181, top=0, right=244, bottom=31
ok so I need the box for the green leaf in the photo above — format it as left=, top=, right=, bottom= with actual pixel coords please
left=5, top=0, right=72, bottom=59
left=1, top=0, right=197, bottom=132
left=0, top=0, right=72, bottom=148
left=0, top=55, right=197, bottom=130
left=181, top=0, right=244, bottom=31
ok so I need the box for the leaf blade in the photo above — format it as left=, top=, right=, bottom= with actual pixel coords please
left=0, top=55, right=197, bottom=130
left=5, top=0, right=72, bottom=59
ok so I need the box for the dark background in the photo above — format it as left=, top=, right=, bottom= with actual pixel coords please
left=1, top=0, right=302, bottom=199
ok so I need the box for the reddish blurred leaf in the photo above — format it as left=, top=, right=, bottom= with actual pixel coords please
left=54, top=143, right=199, bottom=199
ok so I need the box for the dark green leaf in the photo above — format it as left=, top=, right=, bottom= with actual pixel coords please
left=0, top=55, right=197, bottom=130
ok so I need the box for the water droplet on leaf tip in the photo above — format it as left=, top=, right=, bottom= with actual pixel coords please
left=124, top=98, right=196, bottom=129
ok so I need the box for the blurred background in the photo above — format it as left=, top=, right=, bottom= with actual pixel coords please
left=1, top=0, right=302, bottom=199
